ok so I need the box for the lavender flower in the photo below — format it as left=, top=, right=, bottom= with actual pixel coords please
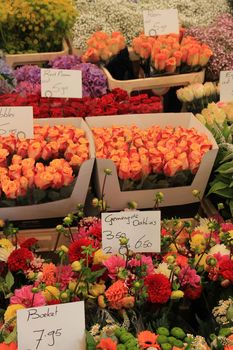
left=186, top=14, right=233, bottom=81
left=49, top=55, right=82, bottom=69
left=14, top=65, right=41, bottom=84
left=15, top=81, right=41, bottom=96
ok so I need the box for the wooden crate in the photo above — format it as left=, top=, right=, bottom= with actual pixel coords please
left=5, top=40, right=70, bottom=68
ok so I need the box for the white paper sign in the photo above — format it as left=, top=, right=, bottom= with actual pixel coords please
left=41, top=69, right=82, bottom=98
left=220, top=70, right=233, bottom=102
left=0, top=106, right=33, bottom=138
left=17, top=301, right=85, bottom=350
left=102, top=211, right=161, bottom=254
left=143, top=9, right=179, bottom=36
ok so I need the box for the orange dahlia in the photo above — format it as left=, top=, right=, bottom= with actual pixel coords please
left=96, top=338, right=117, bottom=350
left=138, top=331, right=160, bottom=349
left=105, top=280, right=128, bottom=309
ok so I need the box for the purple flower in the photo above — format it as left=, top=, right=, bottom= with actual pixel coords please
left=15, top=81, right=41, bottom=96
left=0, top=59, right=16, bottom=94
left=14, top=65, right=41, bottom=84
left=186, top=14, right=233, bottom=81
left=49, top=55, right=82, bottom=69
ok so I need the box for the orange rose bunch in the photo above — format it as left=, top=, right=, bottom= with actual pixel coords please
left=82, top=31, right=126, bottom=63
left=0, top=125, right=89, bottom=205
left=92, top=124, right=212, bottom=190
left=132, top=31, right=212, bottom=76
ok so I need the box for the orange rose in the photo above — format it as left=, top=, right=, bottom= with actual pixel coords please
left=35, top=162, right=45, bottom=173
left=154, top=53, right=167, bottom=71
left=16, top=140, right=29, bottom=158
left=164, top=158, right=183, bottom=177
left=82, top=47, right=100, bottom=63
left=41, top=144, right=53, bottom=161
left=21, top=158, right=35, bottom=171
left=50, top=158, right=68, bottom=170
left=51, top=172, right=64, bottom=189
left=8, top=164, right=22, bottom=180
left=18, top=176, right=29, bottom=196
left=187, top=46, right=200, bottom=66
left=11, top=154, right=22, bottom=165
left=61, top=165, right=74, bottom=186
left=173, top=51, right=182, bottom=66
left=28, top=141, right=42, bottom=160
left=118, top=158, right=131, bottom=180
left=69, top=155, right=83, bottom=168
left=23, top=169, right=35, bottom=187
left=34, top=171, right=53, bottom=190
left=199, top=47, right=213, bottom=67
left=2, top=179, right=18, bottom=199
left=165, top=57, right=176, bottom=73
left=150, top=156, right=163, bottom=173
left=130, top=161, right=142, bottom=180
left=0, top=148, right=9, bottom=164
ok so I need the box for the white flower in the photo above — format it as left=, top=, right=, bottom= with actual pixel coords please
left=208, top=244, right=230, bottom=256
left=154, top=262, right=171, bottom=277
left=0, top=246, right=14, bottom=262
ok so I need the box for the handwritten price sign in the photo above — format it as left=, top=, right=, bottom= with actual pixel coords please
left=220, top=71, right=233, bottom=102
left=143, top=9, right=179, bottom=36
left=17, top=301, right=85, bottom=350
left=102, top=211, right=161, bottom=254
left=0, top=106, right=33, bottom=138
left=41, top=69, right=82, bottom=98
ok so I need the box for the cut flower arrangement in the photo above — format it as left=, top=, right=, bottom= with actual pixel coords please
left=91, top=124, right=212, bottom=191
left=0, top=89, right=163, bottom=118
left=0, top=212, right=232, bottom=349
left=0, top=124, right=89, bottom=207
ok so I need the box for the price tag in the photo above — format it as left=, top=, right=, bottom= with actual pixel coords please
left=41, top=69, right=82, bottom=98
left=102, top=211, right=161, bottom=254
left=220, top=71, right=233, bottom=102
left=143, top=9, right=179, bottom=36
left=17, top=301, right=85, bottom=350
left=0, top=106, right=33, bottom=138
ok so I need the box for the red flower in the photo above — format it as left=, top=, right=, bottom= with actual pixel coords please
left=96, top=338, right=117, bottom=350
left=68, top=238, right=95, bottom=263
left=184, top=285, right=203, bottom=300
left=219, top=258, right=233, bottom=283
left=8, top=248, right=34, bottom=272
left=20, top=238, right=38, bottom=250
left=144, top=273, right=171, bottom=304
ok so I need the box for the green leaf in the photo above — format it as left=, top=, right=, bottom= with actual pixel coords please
left=216, top=161, right=233, bottom=174
left=207, top=181, right=228, bottom=196
left=33, top=189, right=47, bottom=203
left=229, top=199, right=233, bottom=216
left=0, top=199, right=16, bottom=207
left=60, top=183, right=74, bottom=199
left=86, top=331, right=97, bottom=350
left=4, top=327, right=17, bottom=344
left=86, top=268, right=106, bottom=283
left=5, top=270, right=14, bottom=290
left=48, top=190, right=60, bottom=201
left=214, top=188, right=233, bottom=199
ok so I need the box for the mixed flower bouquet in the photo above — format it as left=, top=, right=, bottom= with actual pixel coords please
left=0, top=0, right=77, bottom=54
left=0, top=89, right=163, bottom=119
left=176, top=82, right=219, bottom=114
left=0, top=213, right=232, bottom=349
left=132, top=32, right=212, bottom=77
left=0, top=124, right=89, bottom=206
left=91, top=124, right=212, bottom=190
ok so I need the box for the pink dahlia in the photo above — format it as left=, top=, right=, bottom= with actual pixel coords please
left=10, top=285, right=46, bottom=307
left=103, top=255, right=126, bottom=279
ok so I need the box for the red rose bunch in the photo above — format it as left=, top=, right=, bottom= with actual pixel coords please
left=0, top=88, right=162, bottom=118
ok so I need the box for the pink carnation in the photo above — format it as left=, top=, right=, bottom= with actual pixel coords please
left=128, top=255, right=154, bottom=275
left=57, top=265, right=74, bottom=290
left=10, top=285, right=46, bottom=307
left=103, top=255, right=126, bottom=279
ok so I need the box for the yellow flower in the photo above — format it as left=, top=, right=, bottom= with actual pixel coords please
left=42, top=286, right=60, bottom=302
left=190, top=234, right=206, bottom=253
left=93, top=249, right=110, bottom=265
left=98, top=295, right=106, bottom=308
left=89, top=283, right=106, bottom=297
left=171, top=290, right=184, bottom=299
left=195, top=253, right=208, bottom=269
left=0, top=238, right=13, bottom=250
left=71, top=261, right=82, bottom=272
left=4, top=304, right=25, bottom=326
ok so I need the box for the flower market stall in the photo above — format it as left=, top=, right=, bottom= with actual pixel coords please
left=0, top=1, right=232, bottom=349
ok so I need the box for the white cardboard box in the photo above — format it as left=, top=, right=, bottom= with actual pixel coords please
left=0, top=118, right=95, bottom=220
left=86, top=113, right=218, bottom=210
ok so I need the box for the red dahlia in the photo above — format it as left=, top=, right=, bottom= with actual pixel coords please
left=68, top=238, right=95, bottom=263
left=8, top=248, right=34, bottom=272
left=219, top=258, right=233, bottom=282
left=144, top=273, right=171, bottom=304
left=20, top=238, right=38, bottom=250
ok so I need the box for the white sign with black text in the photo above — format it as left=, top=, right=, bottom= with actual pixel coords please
left=143, top=9, right=179, bottom=36
left=220, top=70, right=233, bottom=102
left=0, top=106, right=33, bottom=138
left=102, top=211, right=161, bottom=255
left=41, top=69, right=82, bottom=98
left=17, top=301, right=85, bottom=350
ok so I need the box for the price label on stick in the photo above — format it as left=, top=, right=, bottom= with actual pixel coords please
left=102, top=211, right=161, bottom=255
left=0, top=106, right=33, bottom=138
left=41, top=69, right=82, bottom=98
left=143, top=9, right=179, bottom=36
left=17, top=301, right=86, bottom=350
left=220, top=70, right=233, bottom=102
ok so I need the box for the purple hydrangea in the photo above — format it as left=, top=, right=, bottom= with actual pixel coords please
left=48, top=55, right=82, bottom=69
left=14, top=65, right=41, bottom=84
left=15, top=81, right=41, bottom=96
left=0, top=59, right=16, bottom=94
left=73, top=62, right=107, bottom=97
left=186, top=13, right=233, bottom=81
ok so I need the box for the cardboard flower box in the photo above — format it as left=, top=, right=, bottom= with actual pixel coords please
left=102, top=66, right=205, bottom=96
left=5, top=39, right=70, bottom=68
left=0, top=118, right=95, bottom=220
left=86, top=113, right=218, bottom=211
